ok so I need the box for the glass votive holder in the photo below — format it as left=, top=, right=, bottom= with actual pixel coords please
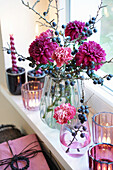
left=92, top=112, right=113, bottom=144
left=21, top=81, right=43, bottom=111
left=6, top=67, right=26, bottom=95
left=88, top=143, right=113, bottom=170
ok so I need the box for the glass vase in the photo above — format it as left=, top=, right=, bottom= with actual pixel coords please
left=40, top=75, right=83, bottom=129
left=60, top=117, right=91, bottom=157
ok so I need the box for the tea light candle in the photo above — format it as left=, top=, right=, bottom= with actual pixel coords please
left=92, top=112, right=113, bottom=144
left=21, top=81, right=43, bottom=111
left=88, top=143, right=113, bottom=170
left=98, top=136, right=111, bottom=143
left=29, top=99, right=40, bottom=107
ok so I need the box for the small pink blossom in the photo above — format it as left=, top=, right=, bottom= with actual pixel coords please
left=75, top=41, right=106, bottom=70
left=51, top=47, right=73, bottom=67
left=53, top=103, right=76, bottom=124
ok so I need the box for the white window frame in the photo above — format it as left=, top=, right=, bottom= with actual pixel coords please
left=64, top=0, right=113, bottom=112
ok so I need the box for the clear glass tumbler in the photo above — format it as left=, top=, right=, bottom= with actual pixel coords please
left=88, top=143, right=113, bottom=170
left=60, top=117, right=91, bottom=157
left=21, top=81, right=43, bottom=111
left=92, top=112, right=113, bottom=144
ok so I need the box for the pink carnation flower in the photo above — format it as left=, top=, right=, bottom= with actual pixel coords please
left=29, top=30, right=58, bottom=64
left=51, top=47, right=73, bottom=67
left=53, top=103, right=76, bottom=124
left=65, top=20, right=86, bottom=41
left=75, top=41, right=106, bottom=71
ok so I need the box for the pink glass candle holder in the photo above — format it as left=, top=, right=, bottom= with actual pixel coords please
left=88, top=143, right=113, bottom=170
left=21, top=81, right=43, bottom=111
left=92, top=112, right=113, bottom=144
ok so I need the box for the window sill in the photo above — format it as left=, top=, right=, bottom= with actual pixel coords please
left=85, top=80, right=113, bottom=114
left=0, top=85, right=90, bottom=170
left=1, top=77, right=113, bottom=170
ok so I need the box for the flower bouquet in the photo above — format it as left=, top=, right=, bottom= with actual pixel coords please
left=4, top=1, right=113, bottom=129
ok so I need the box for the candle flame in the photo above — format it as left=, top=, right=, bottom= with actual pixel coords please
left=17, top=76, right=20, bottom=83
left=99, top=136, right=111, bottom=144
left=106, top=123, right=109, bottom=126
left=107, top=137, right=111, bottom=143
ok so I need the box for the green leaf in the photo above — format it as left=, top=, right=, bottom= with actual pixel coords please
left=35, top=64, right=44, bottom=70
left=47, top=108, right=53, bottom=112
left=47, top=59, right=53, bottom=65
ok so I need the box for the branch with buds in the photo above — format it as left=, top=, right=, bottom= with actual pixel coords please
left=21, top=0, right=59, bottom=30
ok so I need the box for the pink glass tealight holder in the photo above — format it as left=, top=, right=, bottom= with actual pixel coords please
left=21, top=81, right=43, bottom=111
left=92, top=112, right=113, bottom=144
left=88, top=143, right=113, bottom=170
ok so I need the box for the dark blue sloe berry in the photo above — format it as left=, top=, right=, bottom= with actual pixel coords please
left=85, top=22, right=89, bottom=26
left=93, top=79, right=98, bottom=84
left=81, top=31, right=85, bottom=36
left=80, top=105, right=85, bottom=110
left=18, top=57, right=22, bottom=61
left=67, top=74, right=72, bottom=79
left=80, top=133, right=85, bottom=138
left=52, top=22, right=57, bottom=27
left=83, top=27, right=87, bottom=31
left=85, top=105, right=88, bottom=109
left=7, top=49, right=11, bottom=54
left=78, top=108, right=82, bottom=113
left=45, top=70, right=49, bottom=74
left=93, top=28, right=97, bottom=33
left=65, top=80, right=70, bottom=86
left=83, top=126, right=87, bottom=131
left=70, top=81, right=75, bottom=86
left=55, top=30, right=59, bottom=35
left=109, top=74, right=113, bottom=78
left=52, top=37, right=56, bottom=42
left=43, top=12, right=47, bottom=16
left=85, top=109, right=89, bottom=114
left=62, top=25, right=66, bottom=29
left=92, top=17, right=96, bottom=20
left=55, top=67, right=59, bottom=71
left=56, top=37, right=61, bottom=43
left=107, top=76, right=111, bottom=80
left=80, top=99, right=84, bottom=103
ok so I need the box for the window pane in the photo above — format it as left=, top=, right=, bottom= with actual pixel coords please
left=100, top=0, right=113, bottom=74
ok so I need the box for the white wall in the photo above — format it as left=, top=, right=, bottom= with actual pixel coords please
left=0, top=0, right=38, bottom=71
left=70, top=0, right=101, bottom=43
left=0, top=0, right=51, bottom=133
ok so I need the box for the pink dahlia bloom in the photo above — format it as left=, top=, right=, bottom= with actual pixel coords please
left=65, top=20, right=86, bottom=41
left=29, top=30, right=58, bottom=64
left=51, top=47, right=73, bottom=67
left=39, top=29, right=53, bottom=38
left=75, top=41, right=106, bottom=71
left=53, top=103, right=76, bottom=124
